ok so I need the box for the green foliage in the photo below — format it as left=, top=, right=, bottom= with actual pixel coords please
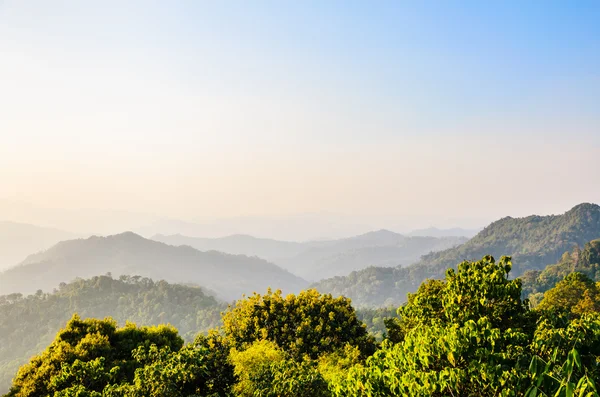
left=229, top=340, right=286, bottom=397
left=5, top=315, right=183, bottom=397
left=5, top=315, right=235, bottom=397
left=6, top=251, right=600, bottom=397
left=191, top=332, right=236, bottom=395
left=537, top=272, right=600, bottom=317
left=526, top=348, right=599, bottom=397
left=522, top=239, right=600, bottom=302
left=355, top=307, right=398, bottom=340
left=0, top=274, right=225, bottom=393
left=330, top=256, right=600, bottom=396
left=229, top=340, right=331, bottom=397
left=311, top=266, right=414, bottom=308
left=332, top=256, right=534, bottom=396
left=222, top=288, right=376, bottom=360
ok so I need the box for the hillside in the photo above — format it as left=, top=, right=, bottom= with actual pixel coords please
left=154, top=230, right=467, bottom=281
left=414, top=203, right=600, bottom=277
left=0, top=274, right=226, bottom=394
left=521, top=239, right=600, bottom=304
left=0, top=222, right=78, bottom=270
left=0, top=232, right=307, bottom=300
left=313, top=203, right=600, bottom=307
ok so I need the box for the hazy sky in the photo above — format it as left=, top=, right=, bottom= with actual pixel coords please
left=1, top=1, right=599, bottom=235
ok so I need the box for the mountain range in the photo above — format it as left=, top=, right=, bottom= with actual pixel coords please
left=312, top=203, right=600, bottom=307
left=152, top=230, right=467, bottom=281
left=0, top=232, right=307, bottom=300
left=0, top=222, right=79, bottom=271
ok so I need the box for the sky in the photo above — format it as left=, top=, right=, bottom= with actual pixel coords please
left=0, top=1, right=599, bottom=238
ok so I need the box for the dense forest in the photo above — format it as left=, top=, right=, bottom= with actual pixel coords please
left=313, top=204, right=600, bottom=307
left=415, top=203, right=600, bottom=276
left=521, top=239, right=600, bottom=305
left=5, top=254, right=600, bottom=396
left=0, top=276, right=226, bottom=393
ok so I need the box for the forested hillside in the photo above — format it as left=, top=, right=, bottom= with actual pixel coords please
left=313, top=204, right=600, bottom=307
left=415, top=203, right=600, bottom=276
left=521, top=239, right=600, bottom=304
left=5, top=256, right=600, bottom=397
left=0, top=275, right=225, bottom=394
left=155, top=230, right=467, bottom=281
left=0, top=232, right=307, bottom=300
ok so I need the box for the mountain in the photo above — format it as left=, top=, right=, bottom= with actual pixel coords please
left=279, top=230, right=467, bottom=280
left=408, top=227, right=480, bottom=238
left=153, top=230, right=467, bottom=281
left=414, top=203, right=600, bottom=277
left=0, top=274, right=226, bottom=394
left=152, top=233, right=306, bottom=262
left=0, top=221, right=78, bottom=270
left=0, top=232, right=307, bottom=300
left=313, top=203, right=600, bottom=307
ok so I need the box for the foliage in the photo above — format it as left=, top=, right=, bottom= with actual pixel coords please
left=526, top=348, right=599, bottom=397
left=0, top=274, right=225, bottom=393
left=521, top=239, right=600, bottom=302
left=5, top=315, right=183, bottom=397
left=355, top=307, right=398, bottom=340
left=222, top=288, right=376, bottom=360
left=537, top=272, right=600, bottom=317
left=331, top=256, right=600, bottom=397
left=6, top=253, right=600, bottom=397
left=229, top=340, right=286, bottom=396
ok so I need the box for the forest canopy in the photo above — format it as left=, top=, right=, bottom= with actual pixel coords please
left=0, top=275, right=226, bottom=393
left=5, top=255, right=600, bottom=397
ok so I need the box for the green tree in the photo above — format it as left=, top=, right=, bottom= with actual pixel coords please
left=334, top=256, right=534, bottom=397
left=537, top=272, right=600, bottom=317
left=6, top=315, right=182, bottom=397
left=222, top=289, right=375, bottom=360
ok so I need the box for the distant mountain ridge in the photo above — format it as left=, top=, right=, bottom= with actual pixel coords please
left=313, top=203, right=600, bottom=307
left=0, top=232, right=307, bottom=300
left=0, top=221, right=78, bottom=270
left=408, top=227, right=480, bottom=238
left=151, top=233, right=306, bottom=261
left=153, top=230, right=467, bottom=281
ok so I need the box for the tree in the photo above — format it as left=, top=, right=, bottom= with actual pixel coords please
left=537, top=272, right=600, bottom=317
left=222, top=289, right=375, bottom=360
left=334, top=256, right=534, bottom=397
left=6, top=315, right=182, bottom=397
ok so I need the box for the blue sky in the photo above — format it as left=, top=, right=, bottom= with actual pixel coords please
left=0, top=1, right=599, bottom=234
